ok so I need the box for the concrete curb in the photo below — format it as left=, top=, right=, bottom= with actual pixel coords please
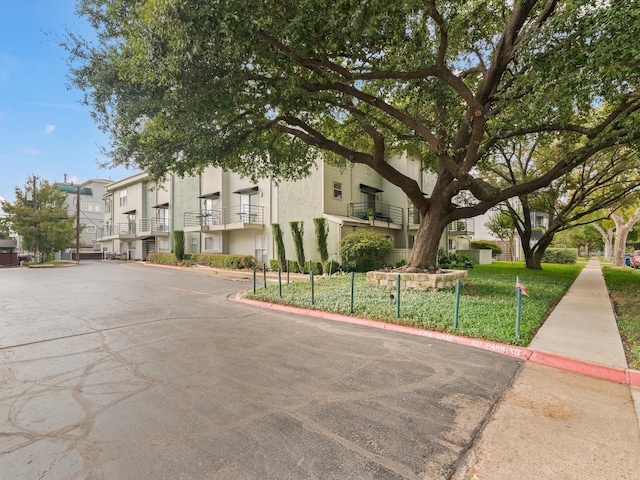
left=235, top=294, right=640, bottom=387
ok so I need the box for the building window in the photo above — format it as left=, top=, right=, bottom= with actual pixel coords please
left=204, top=235, right=221, bottom=252
left=255, top=235, right=267, bottom=264
left=333, top=181, right=342, bottom=199
left=104, top=199, right=111, bottom=214
left=95, top=203, right=101, bottom=213
left=81, top=202, right=87, bottom=211
left=84, top=225, right=96, bottom=234
left=190, top=237, right=198, bottom=253
left=87, top=203, right=94, bottom=212
left=119, top=189, right=127, bottom=207
left=158, top=239, right=169, bottom=251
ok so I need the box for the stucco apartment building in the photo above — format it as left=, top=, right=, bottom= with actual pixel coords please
left=96, top=154, right=457, bottom=265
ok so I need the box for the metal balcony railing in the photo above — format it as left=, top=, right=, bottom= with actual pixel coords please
left=139, top=218, right=169, bottom=234
left=348, top=202, right=403, bottom=225
left=448, top=218, right=475, bottom=235
left=184, top=205, right=264, bottom=228
left=99, top=223, right=136, bottom=238
left=407, top=206, right=421, bottom=226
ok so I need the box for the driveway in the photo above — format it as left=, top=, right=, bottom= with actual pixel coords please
left=0, top=262, right=522, bottom=479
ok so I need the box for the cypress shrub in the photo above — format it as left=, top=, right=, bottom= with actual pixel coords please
left=290, top=221, right=305, bottom=273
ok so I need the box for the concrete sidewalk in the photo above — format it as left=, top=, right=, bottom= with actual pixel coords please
left=455, top=258, right=640, bottom=479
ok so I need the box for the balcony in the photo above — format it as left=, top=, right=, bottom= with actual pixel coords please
left=138, top=218, right=170, bottom=238
left=407, top=206, right=421, bottom=230
left=448, top=218, right=475, bottom=236
left=348, top=202, right=403, bottom=229
left=98, top=223, right=136, bottom=240
left=184, top=205, right=264, bottom=232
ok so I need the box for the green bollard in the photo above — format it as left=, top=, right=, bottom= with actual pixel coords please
left=263, top=263, right=267, bottom=288
left=278, top=270, right=282, bottom=298
left=253, top=267, right=256, bottom=294
left=311, top=270, right=315, bottom=305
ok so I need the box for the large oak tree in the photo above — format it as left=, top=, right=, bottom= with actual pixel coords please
left=67, top=0, right=640, bottom=272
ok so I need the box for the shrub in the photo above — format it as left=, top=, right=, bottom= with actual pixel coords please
left=313, top=217, right=329, bottom=273
left=470, top=240, right=503, bottom=257
left=340, top=230, right=392, bottom=272
left=542, top=248, right=577, bottom=264
left=438, top=249, right=474, bottom=269
left=173, top=230, right=185, bottom=261
left=191, top=253, right=255, bottom=269
left=290, top=221, right=306, bottom=273
left=271, top=223, right=286, bottom=271
left=147, top=253, right=177, bottom=265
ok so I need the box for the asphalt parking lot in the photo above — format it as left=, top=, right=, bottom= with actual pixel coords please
left=0, top=261, right=522, bottom=479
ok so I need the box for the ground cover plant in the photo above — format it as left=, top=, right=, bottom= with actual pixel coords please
left=602, top=267, right=640, bottom=369
left=245, top=262, right=582, bottom=346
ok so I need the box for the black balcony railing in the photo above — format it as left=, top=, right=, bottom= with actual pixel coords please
left=184, top=205, right=264, bottom=228
left=349, top=202, right=403, bottom=225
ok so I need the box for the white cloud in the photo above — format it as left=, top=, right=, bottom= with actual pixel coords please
left=42, top=125, right=55, bottom=134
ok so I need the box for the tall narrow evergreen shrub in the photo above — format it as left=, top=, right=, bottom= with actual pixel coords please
left=290, top=221, right=305, bottom=273
left=173, top=230, right=185, bottom=261
left=271, top=223, right=286, bottom=271
left=313, top=217, right=329, bottom=273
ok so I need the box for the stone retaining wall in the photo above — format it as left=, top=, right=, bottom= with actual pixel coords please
left=366, top=269, right=468, bottom=290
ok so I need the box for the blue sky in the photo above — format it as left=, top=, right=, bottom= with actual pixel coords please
left=0, top=0, right=134, bottom=205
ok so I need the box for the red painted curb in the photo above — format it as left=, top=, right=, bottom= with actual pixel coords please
left=529, top=351, right=627, bottom=384
left=237, top=295, right=637, bottom=385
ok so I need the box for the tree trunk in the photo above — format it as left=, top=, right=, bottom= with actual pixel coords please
left=612, top=206, right=640, bottom=267
left=407, top=203, right=450, bottom=273
left=593, top=224, right=613, bottom=260
left=524, top=232, right=555, bottom=270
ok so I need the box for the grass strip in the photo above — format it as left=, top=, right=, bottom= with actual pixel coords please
left=602, top=266, right=640, bottom=370
left=246, top=262, right=582, bottom=346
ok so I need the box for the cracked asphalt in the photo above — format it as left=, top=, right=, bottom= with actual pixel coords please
left=0, top=261, right=521, bottom=479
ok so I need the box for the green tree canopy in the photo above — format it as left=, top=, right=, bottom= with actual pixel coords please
left=1, top=179, right=75, bottom=261
left=67, top=0, right=640, bottom=272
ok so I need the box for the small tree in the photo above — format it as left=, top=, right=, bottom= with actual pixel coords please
left=271, top=223, right=286, bottom=271
left=1, top=178, right=74, bottom=262
left=173, top=229, right=185, bottom=261
left=340, top=230, right=392, bottom=272
left=313, top=217, right=329, bottom=274
left=485, top=210, right=517, bottom=262
left=289, top=221, right=305, bottom=273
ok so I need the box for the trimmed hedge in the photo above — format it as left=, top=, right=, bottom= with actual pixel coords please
left=470, top=240, right=503, bottom=257
left=270, top=259, right=324, bottom=274
left=191, top=253, right=255, bottom=269
left=147, top=253, right=178, bottom=265
left=147, top=252, right=255, bottom=269
left=542, top=248, right=578, bottom=265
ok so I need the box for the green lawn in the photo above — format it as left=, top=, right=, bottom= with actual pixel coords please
left=602, top=266, right=640, bottom=369
left=246, top=262, right=582, bottom=346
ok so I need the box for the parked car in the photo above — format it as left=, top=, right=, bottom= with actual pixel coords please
left=625, top=253, right=632, bottom=267
left=630, top=250, right=640, bottom=268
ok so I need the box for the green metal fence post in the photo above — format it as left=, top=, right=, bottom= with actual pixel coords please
left=350, top=271, right=355, bottom=314
left=253, top=267, right=256, bottom=294
left=454, top=279, right=461, bottom=329
left=396, top=274, right=401, bottom=318
left=263, top=263, right=267, bottom=288
left=278, top=270, right=282, bottom=298
left=311, top=270, right=315, bottom=305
